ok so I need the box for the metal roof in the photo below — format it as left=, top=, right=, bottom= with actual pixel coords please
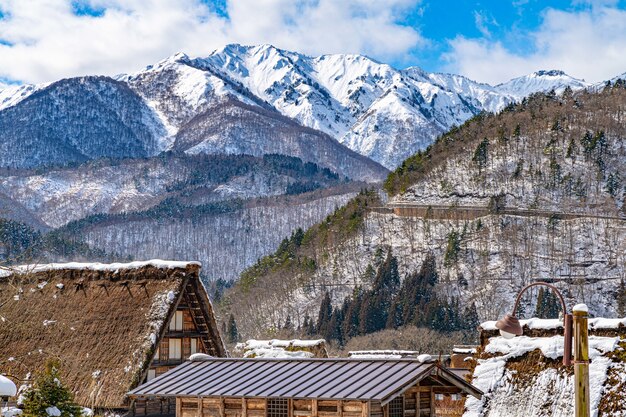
left=129, top=358, right=481, bottom=404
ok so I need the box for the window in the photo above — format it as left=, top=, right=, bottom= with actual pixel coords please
left=154, top=346, right=160, bottom=359
left=435, top=394, right=445, bottom=401
left=451, top=394, right=462, bottom=401
left=147, top=369, right=156, bottom=381
left=267, top=399, right=288, bottom=417
left=169, top=311, right=183, bottom=331
left=169, top=338, right=182, bottom=360
left=389, top=396, right=403, bottom=417
left=190, top=338, right=198, bottom=355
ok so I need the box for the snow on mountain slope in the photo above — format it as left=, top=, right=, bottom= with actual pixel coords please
left=494, top=70, right=591, bottom=100
left=172, top=99, right=388, bottom=182
left=0, top=44, right=602, bottom=172
left=0, top=83, right=47, bottom=111
left=194, top=45, right=592, bottom=168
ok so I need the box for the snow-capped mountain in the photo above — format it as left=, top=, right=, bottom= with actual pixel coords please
left=0, top=44, right=604, bottom=170
left=191, top=45, right=594, bottom=168
left=494, top=70, right=591, bottom=100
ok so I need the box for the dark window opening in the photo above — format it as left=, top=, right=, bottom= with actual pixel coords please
left=267, top=398, right=288, bottom=417
left=389, top=396, right=403, bottom=417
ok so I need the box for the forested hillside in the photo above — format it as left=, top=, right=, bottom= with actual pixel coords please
left=221, top=82, right=626, bottom=345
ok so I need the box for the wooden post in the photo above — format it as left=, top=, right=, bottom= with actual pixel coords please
left=242, top=398, right=247, bottom=417
left=312, top=400, right=318, bottom=417
left=219, top=397, right=225, bottom=417
left=415, top=387, right=420, bottom=417
left=338, top=400, right=343, bottom=417
left=176, top=398, right=182, bottom=417
left=199, top=397, right=204, bottom=417
left=361, top=401, right=369, bottom=417
left=429, top=388, right=434, bottom=417
left=573, top=304, right=590, bottom=417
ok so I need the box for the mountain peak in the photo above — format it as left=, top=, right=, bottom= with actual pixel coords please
left=532, top=69, right=567, bottom=77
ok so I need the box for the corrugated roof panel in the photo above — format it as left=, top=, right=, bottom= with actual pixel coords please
left=128, top=358, right=477, bottom=402
left=199, top=360, right=269, bottom=396
left=288, top=361, right=354, bottom=398
left=346, top=361, right=416, bottom=399
left=254, top=361, right=321, bottom=397
left=298, top=361, right=366, bottom=398
left=235, top=360, right=303, bottom=397
left=176, top=360, right=244, bottom=396
left=153, top=361, right=224, bottom=395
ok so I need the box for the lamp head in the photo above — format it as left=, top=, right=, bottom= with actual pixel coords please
left=0, top=375, right=16, bottom=397
left=495, top=314, right=523, bottom=338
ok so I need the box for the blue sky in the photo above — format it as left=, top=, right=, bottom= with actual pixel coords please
left=1, top=0, right=626, bottom=85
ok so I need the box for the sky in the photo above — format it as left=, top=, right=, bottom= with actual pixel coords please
left=1, top=0, right=626, bottom=86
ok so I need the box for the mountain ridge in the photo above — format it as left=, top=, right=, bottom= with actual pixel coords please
left=0, top=44, right=607, bottom=169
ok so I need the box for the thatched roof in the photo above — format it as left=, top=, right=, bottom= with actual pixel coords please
left=464, top=318, right=626, bottom=417
left=0, top=260, right=224, bottom=409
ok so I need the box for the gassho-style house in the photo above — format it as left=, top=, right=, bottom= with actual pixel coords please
left=0, top=260, right=226, bottom=415
left=128, top=356, right=483, bottom=417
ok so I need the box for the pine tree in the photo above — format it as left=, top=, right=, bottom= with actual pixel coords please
left=227, top=314, right=239, bottom=343
left=472, top=138, right=489, bottom=172
left=617, top=279, right=626, bottom=317
left=463, top=302, right=480, bottom=332
left=21, top=360, right=82, bottom=417
left=342, top=289, right=362, bottom=340
left=316, top=291, right=333, bottom=337
left=283, top=315, right=294, bottom=332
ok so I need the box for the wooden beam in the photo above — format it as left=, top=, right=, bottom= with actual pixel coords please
left=338, top=401, right=343, bottom=417
left=312, top=400, right=318, bottom=417
left=415, top=386, right=420, bottom=417
left=219, top=397, right=225, bottom=417
left=242, top=398, right=247, bottom=417
left=429, top=388, right=434, bottom=417
left=362, top=402, right=369, bottom=417
left=199, top=397, right=204, bottom=417
left=176, top=398, right=182, bottom=417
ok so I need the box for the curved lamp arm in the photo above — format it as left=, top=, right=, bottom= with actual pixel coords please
left=511, top=281, right=569, bottom=316
left=496, top=281, right=573, bottom=366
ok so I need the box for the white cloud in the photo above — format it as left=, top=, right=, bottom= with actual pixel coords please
left=444, top=5, right=626, bottom=84
left=0, top=0, right=423, bottom=84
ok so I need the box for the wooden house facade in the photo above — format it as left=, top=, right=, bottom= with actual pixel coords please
left=0, top=260, right=226, bottom=416
left=129, top=358, right=482, bottom=417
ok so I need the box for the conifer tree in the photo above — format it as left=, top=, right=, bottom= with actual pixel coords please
left=463, top=302, right=480, bottom=332
left=227, top=314, right=239, bottom=343
left=472, top=138, right=489, bottom=172
left=342, top=289, right=362, bottom=340
left=617, top=279, right=626, bottom=317
left=316, top=291, right=333, bottom=337
left=283, top=315, right=294, bottom=332
left=21, top=360, right=82, bottom=417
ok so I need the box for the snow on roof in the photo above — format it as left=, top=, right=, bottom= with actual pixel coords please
left=349, top=350, right=420, bottom=359
left=0, top=260, right=201, bottom=278
left=463, top=334, right=624, bottom=417
left=236, top=339, right=327, bottom=359
left=480, top=316, right=626, bottom=331
left=242, top=339, right=326, bottom=349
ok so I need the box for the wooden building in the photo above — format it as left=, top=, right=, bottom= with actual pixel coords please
left=128, top=357, right=482, bottom=417
left=0, top=260, right=226, bottom=416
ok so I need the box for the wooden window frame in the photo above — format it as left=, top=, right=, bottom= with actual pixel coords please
left=267, top=398, right=288, bottom=417
left=169, top=338, right=182, bottom=360
left=388, top=396, right=403, bottom=417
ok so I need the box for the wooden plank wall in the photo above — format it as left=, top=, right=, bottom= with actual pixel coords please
left=174, top=398, right=370, bottom=417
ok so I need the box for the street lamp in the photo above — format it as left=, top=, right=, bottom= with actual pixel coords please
left=0, top=374, right=17, bottom=411
left=495, top=282, right=590, bottom=417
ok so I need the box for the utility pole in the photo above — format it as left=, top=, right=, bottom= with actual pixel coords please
left=573, top=304, right=590, bottom=417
